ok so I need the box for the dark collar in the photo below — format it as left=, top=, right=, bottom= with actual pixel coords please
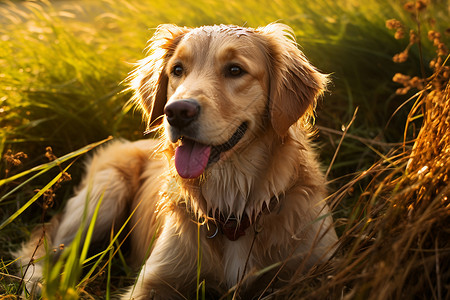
left=205, top=194, right=281, bottom=241
left=216, top=214, right=251, bottom=241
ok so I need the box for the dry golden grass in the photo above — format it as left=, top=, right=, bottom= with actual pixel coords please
left=271, top=81, right=450, bottom=300
left=270, top=18, right=450, bottom=299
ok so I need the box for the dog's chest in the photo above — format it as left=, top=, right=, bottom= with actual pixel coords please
left=221, top=234, right=255, bottom=287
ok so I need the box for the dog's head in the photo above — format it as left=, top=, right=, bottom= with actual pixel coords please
left=129, top=23, right=328, bottom=179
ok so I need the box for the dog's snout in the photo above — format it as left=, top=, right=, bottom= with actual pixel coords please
left=164, top=99, right=200, bottom=128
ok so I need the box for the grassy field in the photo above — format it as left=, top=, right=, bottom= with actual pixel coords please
left=1, top=0, right=449, bottom=299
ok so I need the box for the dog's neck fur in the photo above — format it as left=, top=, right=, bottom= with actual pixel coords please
left=170, top=126, right=310, bottom=223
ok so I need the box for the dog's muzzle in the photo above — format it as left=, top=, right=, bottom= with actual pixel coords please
left=163, top=99, right=248, bottom=179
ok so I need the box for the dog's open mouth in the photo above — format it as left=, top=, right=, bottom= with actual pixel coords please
left=174, top=122, right=248, bottom=179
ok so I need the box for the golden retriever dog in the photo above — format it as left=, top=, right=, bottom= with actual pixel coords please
left=15, top=23, right=338, bottom=299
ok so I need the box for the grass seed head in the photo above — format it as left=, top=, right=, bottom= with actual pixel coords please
left=393, top=49, right=409, bottom=63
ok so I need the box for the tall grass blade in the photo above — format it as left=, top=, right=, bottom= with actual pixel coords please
left=0, top=137, right=112, bottom=188
left=196, top=222, right=202, bottom=300
left=77, top=199, right=145, bottom=286
left=0, top=163, right=70, bottom=230
left=79, top=189, right=105, bottom=265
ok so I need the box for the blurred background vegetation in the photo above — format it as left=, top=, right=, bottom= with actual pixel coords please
left=0, top=0, right=449, bottom=298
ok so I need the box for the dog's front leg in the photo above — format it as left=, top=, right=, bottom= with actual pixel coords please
left=122, top=215, right=200, bottom=300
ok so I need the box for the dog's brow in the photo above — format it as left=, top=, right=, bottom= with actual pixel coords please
left=172, top=43, right=192, bottom=61
left=218, top=46, right=240, bottom=62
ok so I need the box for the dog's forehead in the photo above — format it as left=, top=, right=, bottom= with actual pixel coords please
left=182, top=25, right=256, bottom=45
left=174, top=25, right=265, bottom=61
left=194, top=25, right=253, bottom=36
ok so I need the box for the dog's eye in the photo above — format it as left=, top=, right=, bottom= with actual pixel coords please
left=172, top=65, right=184, bottom=77
left=226, top=65, right=245, bottom=77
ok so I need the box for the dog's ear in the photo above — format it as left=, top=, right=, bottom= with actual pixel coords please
left=259, top=23, right=328, bottom=136
left=128, top=24, right=190, bottom=127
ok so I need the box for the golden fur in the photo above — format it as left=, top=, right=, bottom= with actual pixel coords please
left=15, top=23, right=338, bottom=299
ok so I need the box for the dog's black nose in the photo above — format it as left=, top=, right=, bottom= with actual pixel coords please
left=164, top=99, right=200, bottom=128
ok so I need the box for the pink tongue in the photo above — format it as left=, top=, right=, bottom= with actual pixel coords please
left=175, top=139, right=211, bottom=179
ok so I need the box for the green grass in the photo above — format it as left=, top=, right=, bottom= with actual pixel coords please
left=1, top=0, right=449, bottom=298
